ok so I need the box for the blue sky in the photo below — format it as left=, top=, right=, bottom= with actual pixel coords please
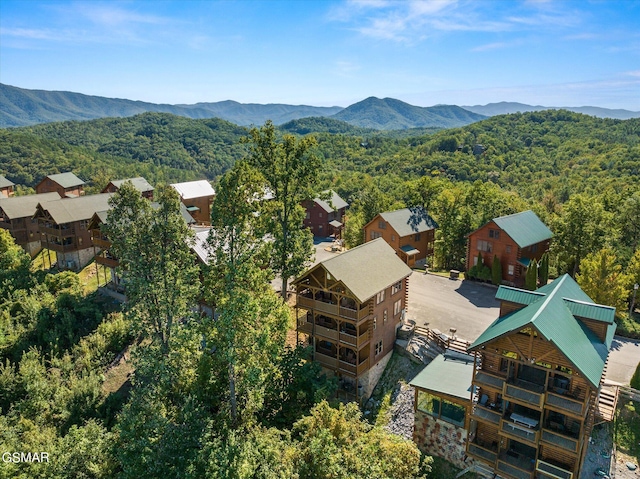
left=1, top=0, right=639, bottom=109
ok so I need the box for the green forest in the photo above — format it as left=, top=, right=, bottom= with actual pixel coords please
left=1, top=110, right=640, bottom=477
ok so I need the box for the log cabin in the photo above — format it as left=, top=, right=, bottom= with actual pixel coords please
left=294, top=238, right=412, bottom=399
left=302, top=190, right=348, bottom=238
left=170, top=180, right=216, bottom=225
left=0, top=192, right=61, bottom=256
left=464, top=274, right=616, bottom=479
left=102, top=177, right=154, bottom=199
left=35, top=172, right=85, bottom=198
left=364, top=207, right=438, bottom=267
left=0, top=175, right=15, bottom=198
left=466, top=210, right=552, bottom=287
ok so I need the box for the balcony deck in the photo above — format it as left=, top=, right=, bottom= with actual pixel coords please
left=545, top=391, right=585, bottom=417
left=474, top=371, right=505, bottom=391
left=471, top=405, right=502, bottom=425
left=540, top=429, right=579, bottom=453
left=504, top=380, right=544, bottom=408
left=500, top=418, right=539, bottom=446
left=467, top=443, right=497, bottom=464
left=297, top=296, right=369, bottom=322
left=497, top=455, right=534, bottom=479
left=536, top=459, right=573, bottom=479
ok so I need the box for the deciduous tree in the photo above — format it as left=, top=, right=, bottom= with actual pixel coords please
left=576, top=248, right=630, bottom=313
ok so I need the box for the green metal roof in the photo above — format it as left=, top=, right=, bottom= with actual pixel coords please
left=295, top=238, right=412, bottom=303
left=377, top=206, right=439, bottom=237
left=107, top=177, right=154, bottom=193
left=314, top=190, right=348, bottom=213
left=410, top=353, right=475, bottom=400
left=0, top=192, right=60, bottom=219
left=45, top=172, right=85, bottom=188
left=495, top=286, right=545, bottom=305
left=38, top=193, right=114, bottom=224
left=563, top=298, right=615, bottom=324
left=470, top=274, right=615, bottom=389
left=0, top=175, right=15, bottom=189
left=492, top=210, right=552, bottom=248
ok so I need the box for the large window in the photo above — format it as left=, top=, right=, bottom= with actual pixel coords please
left=376, top=290, right=385, bottom=304
left=371, top=231, right=382, bottom=240
left=394, top=299, right=402, bottom=316
left=417, top=391, right=466, bottom=427
left=392, top=281, right=402, bottom=295
left=477, top=240, right=492, bottom=252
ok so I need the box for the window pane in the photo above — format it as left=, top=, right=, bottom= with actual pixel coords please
left=417, top=391, right=441, bottom=416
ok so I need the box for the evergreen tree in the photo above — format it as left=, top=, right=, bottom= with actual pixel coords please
left=525, top=260, right=538, bottom=291
left=492, top=255, right=502, bottom=286
left=539, top=252, right=550, bottom=285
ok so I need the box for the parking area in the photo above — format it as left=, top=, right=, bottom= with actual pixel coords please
left=407, top=272, right=500, bottom=342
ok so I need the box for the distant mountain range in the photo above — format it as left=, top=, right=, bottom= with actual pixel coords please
left=2, top=83, right=639, bottom=130
left=461, top=101, right=640, bottom=120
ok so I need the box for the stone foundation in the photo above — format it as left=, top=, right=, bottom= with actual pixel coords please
left=359, top=350, right=394, bottom=399
left=56, top=247, right=98, bottom=271
left=413, top=410, right=472, bottom=469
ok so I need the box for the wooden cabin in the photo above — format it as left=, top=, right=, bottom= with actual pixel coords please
left=34, top=193, right=113, bottom=270
left=36, top=172, right=85, bottom=198
left=302, top=190, right=348, bottom=238
left=0, top=192, right=60, bottom=256
left=364, top=207, right=438, bottom=267
left=294, top=238, right=412, bottom=399
left=170, top=180, right=215, bottom=225
left=465, top=274, right=616, bottom=479
left=0, top=175, right=15, bottom=198
left=102, top=177, right=154, bottom=199
left=466, top=210, right=552, bottom=287
left=410, top=352, right=475, bottom=469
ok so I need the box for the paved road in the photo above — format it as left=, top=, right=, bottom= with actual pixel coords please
left=606, top=336, right=640, bottom=385
left=407, top=273, right=500, bottom=342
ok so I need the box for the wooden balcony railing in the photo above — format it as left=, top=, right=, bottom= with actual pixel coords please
left=471, top=404, right=502, bottom=425
left=499, top=419, right=539, bottom=446
left=92, top=237, right=111, bottom=249
left=497, top=459, right=534, bottom=479
left=545, top=391, right=586, bottom=417
left=504, top=380, right=544, bottom=409
left=540, top=429, right=579, bottom=453
left=297, top=296, right=369, bottom=322
left=536, top=459, right=573, bottom=479
left=467, top=443, right=497, bottom=465
left=475, top=371, right=506, bottom=391
left=96, top=256, right=119, bottom=268
left=314, top=352, right=337, bottom=369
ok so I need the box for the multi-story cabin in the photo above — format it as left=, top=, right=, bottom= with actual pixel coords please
left=294, top=238, right=412, bottom=399
left=170, top=180, right=215, bottom=225
left=302, top=190, right=348, bottom=238
left=466, top=210, right=552, bottom=287
left=0, top=192, right=60, bottom=256
left=0, top=175, right=15, bottom=198
left=34, top=193, right=113, bottom=270
left=88, top=202, right=196, bottom=289
left=364, top=207, right=438, bottom=267
left=102, top=177, right=154, bottom=199
left=464, top=274, right=615, bottom=479
left=36, top=172, right=85, bottom=198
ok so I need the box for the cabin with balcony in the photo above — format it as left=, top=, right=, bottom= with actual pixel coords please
left=364, top=207, right=438, bottom=267
left=465, top=274, right=616, bottom=479
left=302, top=190, right=348, bottom=238
left=102, top=177, right=154, bottom=199
left=466, top=210, right=552, bottom=287
left=36, top=172, right=85, bottom=198
left=294, top=238, right=412, bottom=400
left=0, top=192, right=60, bottom=256
left=410, top=352, right=475, bottom=469
left=34, top=193, right=114, bottom=270
left=170, top=180, right=215, bottom=225
left=88, top=202, right=196, bottom=289
left=0, top=175, right=15, bottom=198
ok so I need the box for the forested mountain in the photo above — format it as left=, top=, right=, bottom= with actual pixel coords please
left=331, top=97, right=487, bottom=129
left=0, top=83, right=343, bottom=127
left=462, top=101, right=640, bottom=120
left=0, top=113, right=249, bottom=190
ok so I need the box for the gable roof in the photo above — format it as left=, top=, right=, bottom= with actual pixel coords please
left=410, top=353, right=475, bottom=400
left=105, top=177, right=154, bottom=193
left=0, top=192, right=61, bottom=219
left=295, top=238, right=412, bottom=303
left=491, top=210, right=552, bottom=248
left=470, top=274, right=615, bottom=388
left=0, top=175, right=15, bottom=189
left=375, top=207, right=439, bottom=237
left=314, top=190, right=349, bottom=213
left=36, top=193, right=114, bottom=224
left=170, top=180, right=215, bottom=200
left=43, top=172, right=85, bottom=189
